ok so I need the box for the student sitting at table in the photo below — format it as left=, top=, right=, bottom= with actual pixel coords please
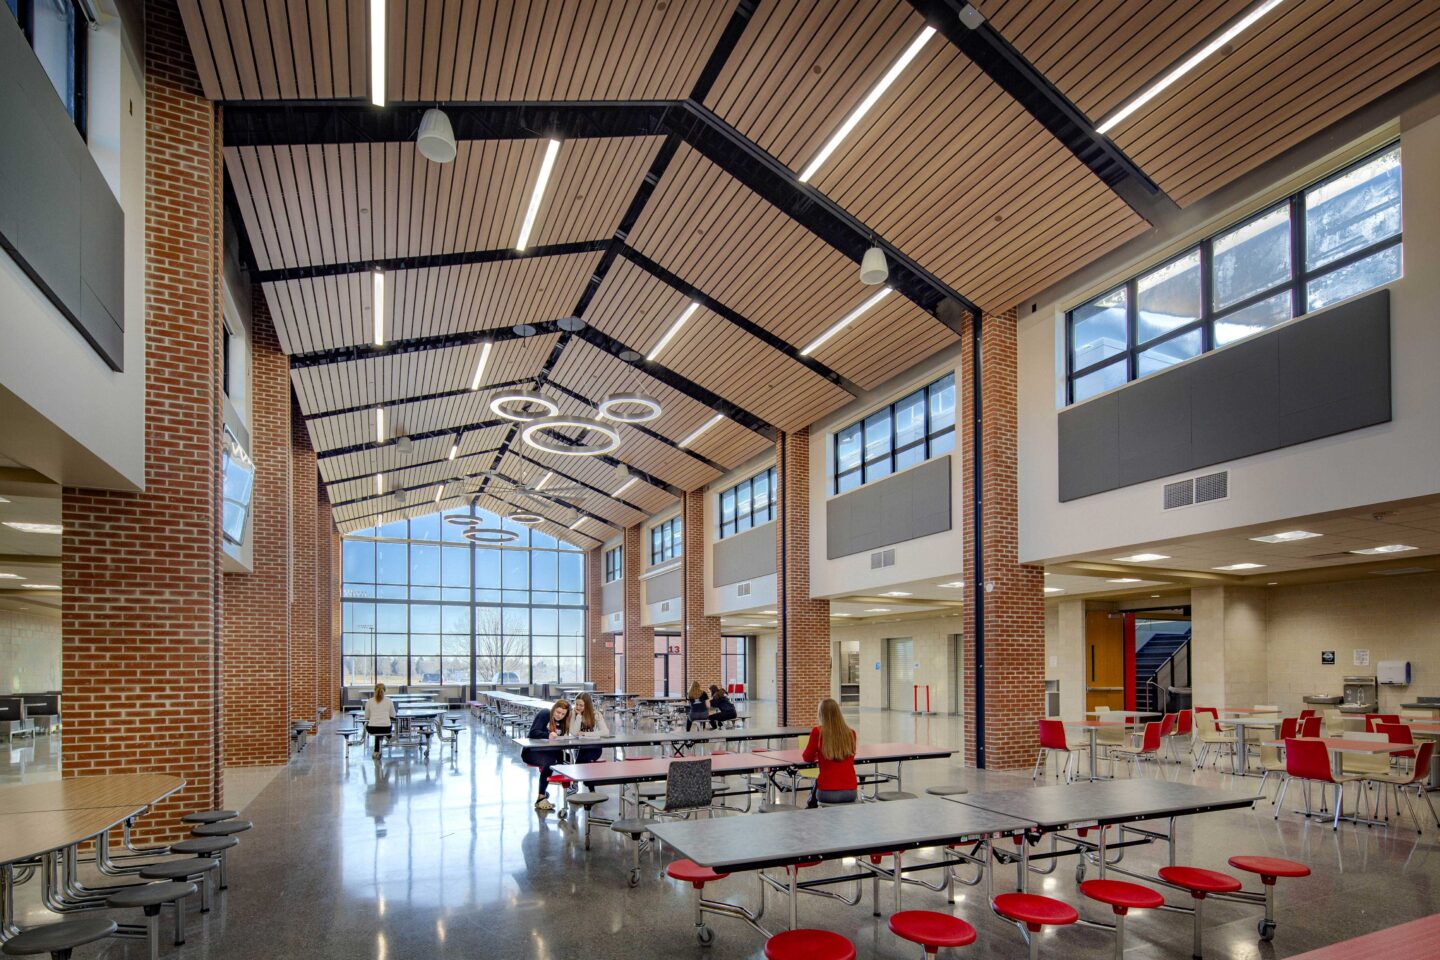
left=364, top=683, right=398, bottom=758
left=803, top=697, right=858, bottom=807
left=521, top=699, right=571, bottom=811
left=707, top=685, right=738, bottom=729
left=568, top=692, right=610, bottom=763
left=684, top=681, right=711, bottom=731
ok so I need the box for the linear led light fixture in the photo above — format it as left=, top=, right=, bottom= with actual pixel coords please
left=469, top=342, right=493, bottom=390
left=569, top=517, right=589, bottom=531
left=374, top=474, right=383, bottom=496
left=375, top=406, right=385, bottom=444
left=448, top=438, right=459, bottom=460
left=372, top=268, right=385, bottom=345
left=536, top=471, right=554, bottom=491
left=613, top=477, right=638, bottom=498
left=369, top=0, right=386, bottom=106
left=1351, top=544, right=1417, bottom=555
left=1106, top=578, right=1142, bottom=583
left=797, top=27, right=936, bottom=183
left=433, top=484, right=444, bottom=504
left=1095, top=0, right=1285, bottom=134
left=1213, top=562, right=1265, bottom=571
left=516, top=139, right=561, bottom=251
left=646, top=302, right=700, bottom=362
left=801, top=288, right=891, bottom=356
left=679, top=414, right=724, bottom=449
left=1250, top=530, right=1321, bottom=543
left=1112, top=553, right=1169, bottom=562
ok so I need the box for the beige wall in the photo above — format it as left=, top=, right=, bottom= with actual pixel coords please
left=828, top=614, right=965, bottom=716
left=0, top=606, right=61, bottom=693
left=1047, top=600, right=1086, bottom=719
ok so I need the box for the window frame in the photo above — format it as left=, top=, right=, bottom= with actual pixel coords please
left=649, top=516, right=682, bottom=565
left=603, top=545, right=622, bottom=583
left=716, top=466, right=777, bottom=539
left=7, top=0, right=88, bottom=137
left=830, top=373, right=956, bottom=495
left=1065, top=144, right=1403, bottom=405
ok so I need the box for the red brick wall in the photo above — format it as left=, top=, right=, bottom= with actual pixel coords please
left=622, top=524, right=653, bottom=697
left=220, top=292, right=291, bottom=766
left=316, top=497, right=338, bottom=715
left=683, top=490, right=722, bottom=687
left=960, top=311, right=1046, bottom=769
left=60, top=0, right=223, bottom=837
left=775, top=429, right=830, bottom=727
left=290, top=407, right=318, bottom=723
left=585, top=545, right=615, bottom=690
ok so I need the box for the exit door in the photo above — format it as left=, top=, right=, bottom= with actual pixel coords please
left=1086, top=611, right=1125, bottom=712
left=654, top=633, right=683, bottom=697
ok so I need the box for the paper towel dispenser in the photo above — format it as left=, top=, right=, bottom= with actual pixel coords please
left=1378, top=660, right=1411, bottom=685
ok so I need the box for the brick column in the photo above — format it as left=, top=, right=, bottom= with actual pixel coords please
left=682, top=490, right=722, bottom=686
left=585, top=545, right=615, bottom=690
left=220, top=293, right=291, bottom=765
left=290, top=407, right=318, bottom=723
left=316, top=497, right=338, bottom=715
left=960, top=310, right=1045, bottom=769
left=622, top=524, right=653, bottom=697
left=775, top=429, right=829, bottom=726
left=60, top=0, right=223, bottom=836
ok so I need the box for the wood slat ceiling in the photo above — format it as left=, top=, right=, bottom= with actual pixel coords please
left=306, top=388, right=512, bottom=453
left=509, top=447, right=655, bottom=528
left=584, top=259, right=854, bottom=432
left=290, top=335, right=559, bottom=418
left=318, top=432, right=501, bottom=487
left=179, top=0, right=734, bottom=102
left=539, top=392, right=720, bottom=493
left=627, top=145, right=956, bottom=386
left=1106, top=0, right=1440, bottom=205
left=227, top=138, right=661, bottom=272
left=264, top=253, right=601, bottom=354
left=705, top=0, right=1147, bottom=312
left=686, top=418, right=774, bottom=468
left=333, top=490, right=604, bottom=549
left=326, top=448, right=499, bottom=505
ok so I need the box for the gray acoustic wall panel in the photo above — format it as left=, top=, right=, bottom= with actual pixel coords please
left=601, top=579, right=623, bottom=618
left=0, top=17, right=125, bottom=369
left=644, top=567, right=682, bottom=606
left=712, top=522, right=777, bottom=587
left=826, top=456, right=951, bottom=560
left=1058, top=289, right=1391, bottom=501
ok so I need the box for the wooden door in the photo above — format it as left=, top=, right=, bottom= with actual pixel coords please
left=1086, top=611, right=1125, bottom=713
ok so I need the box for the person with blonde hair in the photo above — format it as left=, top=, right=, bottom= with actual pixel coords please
left=684, top=680, right=711, bottom=731
left=521, top=699, right=571, bottom=810
left=803, top=698, right=858, bottom=806
left=568, top=692, right=610, bottom=762
left=363, top=683, right=397, bottom=757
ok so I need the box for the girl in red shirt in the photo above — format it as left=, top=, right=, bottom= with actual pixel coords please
left=803, top=697, right=858, bottom=807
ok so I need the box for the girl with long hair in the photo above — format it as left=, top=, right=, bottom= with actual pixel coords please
left=567, top=692, right=610, bottom=762
left=684, top=680, right=711, bottom=731
left=802, top=697, right=858, bottom=806
left=363, top=683, right=397, bottom=757
left=522, top=698, right=571, bottom=810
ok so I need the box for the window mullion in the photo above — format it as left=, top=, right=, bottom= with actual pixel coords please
left=1289, top=194, right=1305, bottom=320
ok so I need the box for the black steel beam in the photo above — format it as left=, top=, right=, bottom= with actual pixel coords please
left=315, top=419, right=509, bottom=461
left=907, top=0, right=1170, bottom=219
left=544, top=381, right=729, bottom=475
left=320, top=447, right=501, bottom=487
left=303, top=378, right=534, bottom=421
left=508, top=450, right=648, bottom=516
left=289, top=320, right=565, bottom=369
left=254, top=239, right=609, bottom=284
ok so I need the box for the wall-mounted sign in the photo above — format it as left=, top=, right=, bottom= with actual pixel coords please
left=1321, top=651, right=1335, bottom=665
left=874, top=661, right=882, bottom=671
left=668, top=644, right=681, bottom=654
left=604, top=641, right=614, bottom=650
left=1354, top=649, right=1370, bottom=667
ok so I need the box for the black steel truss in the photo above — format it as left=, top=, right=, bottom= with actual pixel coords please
left=253, top=239, right=609, bottom=284
left=290, top=320, right=566, bottom=369
left=543, top=381, right=729, bottom=475
left=320, top=446, right=501, bottom=488
left=303, top=378, right=534, bottom=421
left=315, top=418, right=509, bottom=461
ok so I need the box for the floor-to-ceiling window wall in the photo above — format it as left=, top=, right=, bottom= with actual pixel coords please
left=340, top=505, right=586, bottom=690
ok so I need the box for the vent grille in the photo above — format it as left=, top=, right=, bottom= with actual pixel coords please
left=870, top=548, right=896, bottom=569
left=1162, top=471, right=1229, bottom=510
left=736, top=582, right=751, bottom=597
left=659, top=600, right=671, bottom=613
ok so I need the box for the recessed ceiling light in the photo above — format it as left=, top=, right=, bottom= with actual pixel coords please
left=1250, top=530, right=1322, bottom=543
left=833, top=613, right=851, bottom=617
left=375, top=406, right=385, bottom=444
left=797, top=26, right=937, bottom=182
left=679, top=414, right=724, bottom=449
left=937, top=581, right=964, bottom=588
left=372, top=269, right=384, bottom=346
left=1113, top=553, right=1169, bottom=562
left=1106, top=578, right=1142, bottom=583
left=613, top=477, right=638, bottom=498
left=800, top=288, right=891, bottom=356
left=1351, top=544, right=1417, bottom=555
left=516, top=139, right=561, bottom=251
left=469, top=342, right=493, bottom=391
left=1266, top=582, right=1278, bottom=586
left=647, top=302, right=700, bottom=362
left=369, top=0, right=386, bottom=106
left=881, top=591, right=911, bottom=597
left=1213, top=562, right=1265, bottom=571
left=0, top=573, right=24, bottom=580
left=1094, top=0, right=1286, bottom=135
left=3, top=522, right=61, bottom=535
left=20, top=583, right=59, bottom=590
left=865, top=607, right=891, bottom=613
left=760, top=610, right=777, bottom=615
left=1150, top=594, right=1161, bottom=598
left=0, top=496, right=9, bottom=503
left=1044, top=586, right=1065, bottom=594
left=374, top=474, right=383, bottom=497
left=448, top=439, right=459, bottom=461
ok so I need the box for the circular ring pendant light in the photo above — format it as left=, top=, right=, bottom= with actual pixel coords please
left=597, top=392, right=662, bottom=423
left=505, top=510, right=545, bottom=527
left=489, top=389, right=560, bottom=422
left=520, top=415, right=621, bottom=456
left=462, top=527, right=520, bottom=544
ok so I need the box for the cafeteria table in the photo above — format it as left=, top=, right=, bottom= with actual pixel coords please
left=1279, top=913, right=1440, bottom=959
left=1262, top=736, right=1414, bottom=825
left=1060, top=719, right=1134, bottom=781
left=647, top=797, right=1031, bottom=935
left=757, top=743, right=955, bottom=798
left=552, top=752, right=793, bottom=816
left=1226, top=716, right=1282, bottom=776
left=513, top=726, right=810, bottom=757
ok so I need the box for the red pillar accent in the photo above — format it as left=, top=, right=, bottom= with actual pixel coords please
left=683, top=490, right=723, bottom=687
left=775, top=429, right=829, bottom=727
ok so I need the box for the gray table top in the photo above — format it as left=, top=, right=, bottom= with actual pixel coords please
left=512, top=726, right=809, bottom=751
left=647, top=797, right=1033, bottom=872
left=948, top=779, right=1255, bottom=829
left=551, top=753, right=791, bottom=786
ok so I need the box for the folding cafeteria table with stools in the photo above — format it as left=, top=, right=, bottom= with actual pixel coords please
left=757, top=743, right=955, bottom=801
left=514, top=726, right=810, bottom=758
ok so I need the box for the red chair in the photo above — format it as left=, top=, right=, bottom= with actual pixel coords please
left=1376, top=721, right=1416, bottom=763
left=992, top=893, right=1078, bottom=960
left=1158, top=866, right=1242, bottom=959
left=1276, top=737, right=1357, bottom=828
left=888, top=910, right=977, bottom=958
left=1297, top=716, right=1322, bottom=738
left=1080, top=879, right=1164, bottom=959
left=1362, top=740, right=1439, bottom=833
left=666, top=859, right=730, bottom=946
left=1195, top=706, right=1219, bottom=721
left=1110, top=721, right=1163, bottom=775
left=1033, top=719, right=1085, bottom=783
left=765, top=930, right=855, bottom=960
left=1166, top=709, right=1194, bottom=761
left=1364, top=713, right=1399, bottom=731
left=1227, top=856, right=1310, bottom=941
left=1256, top=718, right=1299, bottom=800
left=1298, top=708, right=1316, bottom=720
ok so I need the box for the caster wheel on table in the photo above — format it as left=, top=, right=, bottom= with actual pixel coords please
left=1258, top=919, right=1276, bottom=941
left=628, top=868, right=641, bottom=888
left=1074, top=861, right=1086, bottom=884
left=696, top=925, right=714, bottom=947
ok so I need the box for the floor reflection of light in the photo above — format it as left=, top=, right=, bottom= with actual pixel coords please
left=376, top=932, right=388, bottom=960
left=377, top=895, right=386, bottom=916
left=436, top=918, right=446, bottom=942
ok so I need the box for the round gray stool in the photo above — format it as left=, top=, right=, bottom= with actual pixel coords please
left=190, top=819, right=252, bottom=838
left=138, top=858, right=218, bottom=913
left=875, top=790, right=918, bottom=801
left=106, top=881, right=196, bottom=959
left=169, top=836, right=239, bottom=890
left=0, top=918, right=117, bottom=960
left=179, top=810, right=236, bottom=825
left=564, top=792, right=609, bottom=850
left=610, top=820, right=651, bottom=887
left=925, top=785, right=969, bottom=797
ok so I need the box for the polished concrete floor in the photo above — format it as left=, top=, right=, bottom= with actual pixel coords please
left=6, top=707, right=1440, bottom=960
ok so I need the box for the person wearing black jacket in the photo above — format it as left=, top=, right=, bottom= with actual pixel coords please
left=684, top=681, right=710, bottom=731
left=707, top=685, right=738, bottom=729
left=520, top=699, right=571, bottom=811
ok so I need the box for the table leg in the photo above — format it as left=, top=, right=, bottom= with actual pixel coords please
left=788, top=868, right=798, bottom=931
left=1233, top=724, right=1245, bottom=774
left=1089, top=728, right=1100, bottom=780
left=892, top=851, right=903, bottom=912
left=1, top=862, right=16, bottom=941
left=1097, top=824, right=1107, bottom=880
left=1019, top=836, right=1029, bottom=893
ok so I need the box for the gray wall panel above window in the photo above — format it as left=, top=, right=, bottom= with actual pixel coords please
left=644, top=567, right=682, bottom=606
left=826, top=456, right=951, bottom=560
left=713, top=522, right=776, bottom=587
left=601, top=578, right=623, bottom=618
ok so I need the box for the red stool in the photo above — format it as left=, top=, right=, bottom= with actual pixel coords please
left=667, top=859, right=730, bottom=946
left=547, top=773, right=574, bottom=820
left=889, top=910, right=977, bottom=957
left=1080, top=879, right=1164, bottom=960
left=765, top=929, right=856, bottom=960
left=1158, top=866, right=1242, bottom=958
left=992, top=892, right=1078, bottom=960
left=1227, top=856, right=1310, bottom=941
